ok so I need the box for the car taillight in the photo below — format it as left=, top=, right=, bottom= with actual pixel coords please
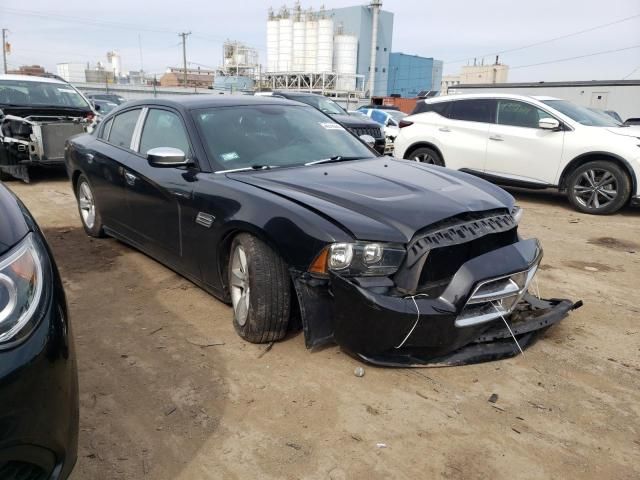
left=399, top=120, right=413, bottom=128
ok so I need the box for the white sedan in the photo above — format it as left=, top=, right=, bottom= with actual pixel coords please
left=394, top=93, right=640, bottom=214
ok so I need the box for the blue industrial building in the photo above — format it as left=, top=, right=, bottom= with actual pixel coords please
left=326, top=5, right=394, bottom=97
left=387, top=53, right=443, bottom=98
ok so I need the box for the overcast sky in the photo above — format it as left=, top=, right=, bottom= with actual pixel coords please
left=2, top=0, right=639, bottom=82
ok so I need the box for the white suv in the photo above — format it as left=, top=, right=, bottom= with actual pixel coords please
left=394, top=93, right=640, bottom=214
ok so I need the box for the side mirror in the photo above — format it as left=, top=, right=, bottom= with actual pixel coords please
left=539, top=117, right=560, bottom=130
left=147, top=147, right=189, bottom=167
left=359, top=134, right=376, bottom=148
left=94, top=103, right=101, bottom=112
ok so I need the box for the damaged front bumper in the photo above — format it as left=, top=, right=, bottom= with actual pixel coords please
left=293, top=238, right=580, bottom=366
left=1, top=114, right=90, bottom=182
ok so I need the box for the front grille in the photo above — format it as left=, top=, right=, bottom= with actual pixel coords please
left=418, top=230, right=516, bottom=296
left=41, top=122, right=85, bottom=161
left=0, top=461, right=48, bottom=480
left=349, top=126, right=382, bottom=139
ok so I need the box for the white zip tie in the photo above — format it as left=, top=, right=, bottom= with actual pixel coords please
left=395, top=293, right=430, bottom=349
left=492, top=301, right=525, bottom=357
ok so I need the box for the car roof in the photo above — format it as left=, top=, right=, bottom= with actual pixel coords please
left=0, top=73, right=68, bottom=84
left=114, top=95, right=305, bottom=111
left=423, top=93, right=561, bottom=103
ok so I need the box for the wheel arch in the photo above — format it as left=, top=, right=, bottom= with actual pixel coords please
left=216, top=222, right=299, bottom=302
left=403, top=141, right=445, bottom=165
left=71, top=169, right=83, bottom=196
left=559, top=152, right=637, bottom=195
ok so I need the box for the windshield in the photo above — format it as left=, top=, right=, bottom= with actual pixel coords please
left=193, top=104, right=375, bottom=171
left=296, top=95, right=346, bottom=115
left=0, top=79, right=91, bottom=109
left=387, top=110, right=407, bottom=121
left=543, top=99, right=622, bottom=127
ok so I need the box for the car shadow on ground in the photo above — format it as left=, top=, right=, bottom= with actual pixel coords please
left=504, top=187, right=640, bottom=217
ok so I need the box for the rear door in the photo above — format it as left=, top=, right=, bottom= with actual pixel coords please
left=122, top=107, right=197, bottom=269
left=437, top=99, right=495, bottom=172
left=485, top=99, right=564, bottom=185
left=83, top=108, right=142, bottom=237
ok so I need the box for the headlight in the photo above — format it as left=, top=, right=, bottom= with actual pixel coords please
left=0, top=234, right=45, bottom=344
left=511, top=206, right=524, bottom=224
left=310, top=242, right=405, bottom=276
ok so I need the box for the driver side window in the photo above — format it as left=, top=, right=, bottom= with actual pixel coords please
left=497, top=100, right=550, bottom=129
left=139, top=109, right=190, bottom=156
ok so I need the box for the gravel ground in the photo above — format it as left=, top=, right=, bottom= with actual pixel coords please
left=5, top=169, right=640, bottom=480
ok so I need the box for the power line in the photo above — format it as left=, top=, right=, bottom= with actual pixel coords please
left=623, top=64, right=640, bottom=79
left=510, top=44, right=640, bottom=70
left=444, top=13, right=640, bottom=65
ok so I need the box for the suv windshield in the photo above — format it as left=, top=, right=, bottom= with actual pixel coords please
left=294, top=95, right=345, bottom=115
left=0, top=79, right=91, bottom=109
left=193, top=104, right=375, bottom=171
left=543, top=99, right=622, bottom=127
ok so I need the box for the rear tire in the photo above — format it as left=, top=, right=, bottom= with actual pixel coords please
left=76, top=174, right=106, bottom=237
left=228, top=233, right=291, bottom=343
left=566, top=160, right=630, bottom=214
left=407, top=146, right=444, bottom=166
left=0, top=169, right=13, bottom=182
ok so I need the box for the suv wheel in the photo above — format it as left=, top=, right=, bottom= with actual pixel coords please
left=567, top=160, right=630, bottom=214
left=228, top=233, right=291, bottom=343
left=408, top=147, right=444, bottom=166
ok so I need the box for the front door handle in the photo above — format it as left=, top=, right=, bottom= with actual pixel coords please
left=489, top=135, right=504, bottom=141
left=124, top=171, right=137, bottom=186
left=439, top=127, right=451, bottom=132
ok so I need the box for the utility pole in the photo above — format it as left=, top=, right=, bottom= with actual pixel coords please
left=2, top=29, right=8, bottom=74
left=179, top=32, right=191, bottom=88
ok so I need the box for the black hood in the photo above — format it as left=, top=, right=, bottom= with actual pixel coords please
left=329, top=113, right=380, bottom=129
left=0, top=184, right=30, bottom=256
left=228, top=158, right=515, bottom=243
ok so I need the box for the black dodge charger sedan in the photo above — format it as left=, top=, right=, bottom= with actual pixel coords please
left=65, top=96, right=578, bottom=366
left=0, top=183, right=78, bottom=478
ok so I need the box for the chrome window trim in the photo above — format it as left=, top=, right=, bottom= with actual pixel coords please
left=130, top=107, right=149, bottom=152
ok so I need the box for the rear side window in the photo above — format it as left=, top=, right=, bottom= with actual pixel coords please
left=139, top=109, right=190, bottom=155
left=497, top=100, right=549, bottom=128
left=108, top=108, right=141, bottom=149
left=449, top=99, right=495, bottom=123
left=412, top=101, right=450, bottom=117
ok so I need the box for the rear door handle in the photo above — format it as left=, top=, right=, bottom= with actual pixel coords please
left=489, top=135, right=504, bottom=141
left=85, top=153, right=95, bottom=163
left=124, top=171, right=137, bottom=186
left=439, top=127, right=451, bottom=132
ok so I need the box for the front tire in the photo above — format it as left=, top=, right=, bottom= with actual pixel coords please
left=407, top=146, right=444, bottom=166
left=566, top=161, right=630, bottom=214
left=228, top=233, right=291, bottom=343
left=76, top=174, right=106, bottom=237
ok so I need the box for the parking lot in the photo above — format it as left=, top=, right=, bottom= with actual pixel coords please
left=7, top=171, right=640, bottom=480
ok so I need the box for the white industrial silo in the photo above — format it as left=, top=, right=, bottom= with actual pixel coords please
left=266, top=12, right=280, bottom=72
left=278, top=15, right=293, bottom=72
left=304, top=14, right=318, bottom=73
left=292, top=19, right=306, bottom=71
left=334, top=34, right=358, bottom=91
left=316, top=17, right=334, bottom=73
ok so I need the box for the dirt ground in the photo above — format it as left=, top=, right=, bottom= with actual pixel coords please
left=6, top=169, right=640, bottom=480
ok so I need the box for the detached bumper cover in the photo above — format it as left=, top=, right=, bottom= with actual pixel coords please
left=294, top=238, right=578, bottom=366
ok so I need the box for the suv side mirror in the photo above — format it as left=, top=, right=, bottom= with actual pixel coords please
left=539, top=117, right=560, bottom=130
left=147, top=147, right=189, bottom=167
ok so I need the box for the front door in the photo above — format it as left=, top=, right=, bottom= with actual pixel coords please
left=122, top=107, right=195, bottom=268
left=484, top=99, right=565, bottom=186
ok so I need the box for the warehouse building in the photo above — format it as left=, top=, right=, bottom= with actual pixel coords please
left=387, top=53, right=442, bottom=98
